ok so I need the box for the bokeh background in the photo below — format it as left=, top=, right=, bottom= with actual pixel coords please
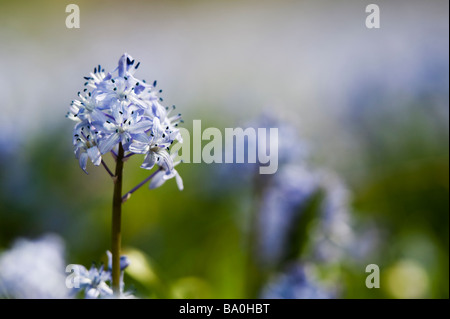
left=0, top=0, right=448, bottom=298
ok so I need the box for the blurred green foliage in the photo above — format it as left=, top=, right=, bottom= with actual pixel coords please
left=0, top=100, right=448, bottom=299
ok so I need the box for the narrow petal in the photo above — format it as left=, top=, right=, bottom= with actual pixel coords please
left=106, top=251, right=112, bottom=270
left=175, top=171, right=184, bottom=191
left=87, top=146, right=102, bottom=166
left=129, top=141, right=149, bottom=154
left=132, top=133, right=150, bottom=144
left=140, top=152, right=156, bottom=170
left=99, top=133, right=120, bottom=154
left=118, top=54, right=126, bottom=77
left=90, top=109, right=107, bottom=123
left=98, top=282, right=113, bottom=298
left=156, top=149, right=174, bottom=172
left=152, top=117, right=163, bottom=137
left=149, top=170, right=166, bottom=189
left=120, top=256, right=130, bottom=270
left=86, top=288, right=100, bottom=299
left=79, top=152, right=89, bottom=174
left=128, top=120, right=152, bottom=133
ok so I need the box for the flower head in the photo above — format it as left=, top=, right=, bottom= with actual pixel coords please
left=69, top=251, right=133, bottom=299
left=70, top=263, right=113, bottom=299
left=67, top=53, right=182, bottom=190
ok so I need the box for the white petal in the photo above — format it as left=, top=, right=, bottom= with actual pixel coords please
left=152, top=117, right=163, bottom=137
left=87, top=146, right=102, bottom=166
left=175, top=171, right=184, bottom=191
left=85, top=288, right=100, bottom=299
left=97, top=282, right=113, bottom=298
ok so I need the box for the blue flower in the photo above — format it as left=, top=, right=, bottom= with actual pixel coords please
left=68, top=251, right=133, bottom=299
left=73, top=121, right=102, bottom=173
left=70, top=263, right=113, bottom=299
left=67, top=53, right=182, bottom=185
left=148, top=155, right=183, bottom=191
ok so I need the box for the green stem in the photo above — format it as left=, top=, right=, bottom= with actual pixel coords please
left=112, top=143, right=124, bottom=296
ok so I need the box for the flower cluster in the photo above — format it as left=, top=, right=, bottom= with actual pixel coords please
left=66, top=53, right=183, bottom=190
left=68, top=251, right=133, bottom=299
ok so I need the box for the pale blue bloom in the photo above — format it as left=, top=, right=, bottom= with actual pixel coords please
left=98, top=103, right=151, bottom=154
left=0, top=235, right=69, bottom=299
left=69, top=251, right=133, bottom=299
left=149, top=159, right=183, bottom=191
left=129, top=117, right=174, bottom=171
left=67, top=53, right=182, bottom=187
left=70, top=263, right=113, bottom=299
left=73, top=121, right=102, bottom=173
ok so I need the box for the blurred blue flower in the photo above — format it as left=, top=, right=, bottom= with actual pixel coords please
left=0, top=234, right=69, bottom=299
left=257, top=164, right=320, bottom=266
left=261, top=265, right=333, bottom=299
left=308, top=171, right=355, bottom=262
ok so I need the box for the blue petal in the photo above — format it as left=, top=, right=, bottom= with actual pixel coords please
left=134, top=84, right=145, bottom=94
left=157, top=149, right=174, bottom=172
left=149, top=170, right=166, bottom=189
left=128, top=120, right=152, bottom=133
left=79, top=152, right=89, bottom=174
left=129, top=141, right=149, bottom=154
left=99, top=133, right=120, bottom=154
left=120, top=256, right=130, bottom=270
left=132, top=133, right=150, bottom=144
left=141, top=153, right=156, bottom=170
left=90, top=109, right=107, bottom=123
left=118, top=54, right=126, bottom=77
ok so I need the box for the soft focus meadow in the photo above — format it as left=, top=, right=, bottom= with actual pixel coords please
left=0, top=0, right=448, bottom=299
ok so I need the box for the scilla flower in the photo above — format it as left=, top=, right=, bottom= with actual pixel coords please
left=66, top=53, right=182, bottom=186
left=73, top=122, right=102, bottom=173
left=69, top=251, right=132, bottom=299
left=66, top=54, right=185, bottom=297
left=70, top=263, right=113, bottom=299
